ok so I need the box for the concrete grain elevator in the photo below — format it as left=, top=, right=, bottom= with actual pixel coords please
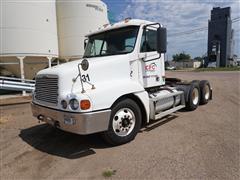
left=207, top=7, right=234, bottom=67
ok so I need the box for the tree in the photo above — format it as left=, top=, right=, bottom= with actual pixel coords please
left=194, top=56, right=203, bottom=61
left=172, top=52, right=191, bottom=62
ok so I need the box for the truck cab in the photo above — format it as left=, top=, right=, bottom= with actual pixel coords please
left=32, top=19, right=212, bottom=145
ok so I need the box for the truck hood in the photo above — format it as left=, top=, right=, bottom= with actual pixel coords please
left=37, top=54, right=133, bottom=95
left=35, top=54, right=145, bottom=111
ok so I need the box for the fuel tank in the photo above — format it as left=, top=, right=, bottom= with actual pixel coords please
left=150, top=89, right=181, bottom=113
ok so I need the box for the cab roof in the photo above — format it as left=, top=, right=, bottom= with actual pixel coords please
left=85, top=19, right=160, bottom=37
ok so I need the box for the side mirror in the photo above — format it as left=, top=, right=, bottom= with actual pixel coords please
left=157, top=27, right=167, bottom=54
left=84, top=39, right=88, bottom=49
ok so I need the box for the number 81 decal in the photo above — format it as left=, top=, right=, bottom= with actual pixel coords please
left=82, top=74, right=90, bottom=82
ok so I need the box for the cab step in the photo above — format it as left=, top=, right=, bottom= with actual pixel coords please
left=154, top=105, right=185, bottom=120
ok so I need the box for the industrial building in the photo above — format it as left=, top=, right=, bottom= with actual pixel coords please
left=207, top=7, right=234, bottom=67
left=166, top=60, right=202, bottom=70
left=173, top=61, right=202, bottom=69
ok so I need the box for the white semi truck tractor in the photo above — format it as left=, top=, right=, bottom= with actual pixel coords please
left=31, top=19, right=212, bottom=145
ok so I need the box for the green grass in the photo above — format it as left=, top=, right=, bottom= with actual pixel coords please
left=194, top=67, right=240, bottom=72
left=102, top=169, right=117, bottom=178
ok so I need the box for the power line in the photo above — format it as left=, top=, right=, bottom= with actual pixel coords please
left=169, top=27, right=208, bottom=37
left=168, top=17, right=240, bottom=37
left=233, top=19, right=240, bottom=23
left=232, top=17, right=240, bottom=21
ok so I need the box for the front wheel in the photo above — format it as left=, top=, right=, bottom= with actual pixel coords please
left=102, top=98, right=142, bottom=145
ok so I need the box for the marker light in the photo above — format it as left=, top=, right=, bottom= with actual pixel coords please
left=124, top=17, right=131, bottom=23
left=103, top=23, right=109, bottom=28
left=80, top=100, right=91, bottom=110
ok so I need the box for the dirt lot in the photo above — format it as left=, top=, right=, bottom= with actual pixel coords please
left=0, top=71, right=239, bottom=179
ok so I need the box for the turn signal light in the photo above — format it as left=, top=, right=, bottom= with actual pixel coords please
left=80, top=100, right=91, bottom=110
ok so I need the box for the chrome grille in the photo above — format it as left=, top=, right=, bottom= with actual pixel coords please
left=35, top=75, right=58, bottom=105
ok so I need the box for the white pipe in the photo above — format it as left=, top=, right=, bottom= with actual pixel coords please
left=0, top=84, right=34, bottom=91
left=0, top=76, right=35, bottom=83
left=0, top=80, right=35, bottom=87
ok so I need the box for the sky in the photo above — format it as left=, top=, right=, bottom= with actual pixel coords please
left=103, top=0, right=240, bottom=60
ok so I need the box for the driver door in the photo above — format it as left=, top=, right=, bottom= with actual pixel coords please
left=139, top=28, right=163, bottom=88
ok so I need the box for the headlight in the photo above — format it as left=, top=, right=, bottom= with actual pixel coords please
left=69, top=99, right=79, bottom=110
left=61, top=100, right=67, bottom=109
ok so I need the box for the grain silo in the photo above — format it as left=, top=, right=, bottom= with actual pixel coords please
left=0, top=0, right=59, bottom=80
left=56, top=0, right=109, bottom=60
left=0, top=0, right=109, bottom=81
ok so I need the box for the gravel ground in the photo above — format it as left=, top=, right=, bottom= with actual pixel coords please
left=0, top=71, right=239, bottom=180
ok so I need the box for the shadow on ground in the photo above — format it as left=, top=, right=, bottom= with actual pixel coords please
left=19, top=124, right=109, bottom=159
left=19, top=114, right=178, bottom=159
left=141, top=114, right=178, bottom=132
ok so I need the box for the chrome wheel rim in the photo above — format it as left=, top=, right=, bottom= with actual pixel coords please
left=204, top=85, right=210, bottom=100
left=192, top=88, right=199, bottom=105
left=112, top=108, right=136, bottom=137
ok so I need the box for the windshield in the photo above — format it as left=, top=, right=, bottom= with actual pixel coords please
left=83, top=26, right=139, bottom=58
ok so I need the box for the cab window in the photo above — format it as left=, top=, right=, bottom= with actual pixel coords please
left=84, top=26, right=139, bottom=58
left=140, top=29, right=157, bottom=52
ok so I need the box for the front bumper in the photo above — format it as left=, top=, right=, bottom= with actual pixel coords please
left=31, top=102, right=111, bottom=135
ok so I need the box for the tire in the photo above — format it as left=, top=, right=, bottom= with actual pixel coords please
left=199, top=80, right=211, bottom=105
left=191, top=80, right=200, bottom=84
left=185, top=83, right=200, bottom=111
left=102, top=98, right=142, bottom=145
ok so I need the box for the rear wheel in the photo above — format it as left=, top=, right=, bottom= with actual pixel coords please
left=185, top=83, right=200, bottom=111
left=199, top=80, right=211, bottom=105
left=102, top=98, right=142, bottom=145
